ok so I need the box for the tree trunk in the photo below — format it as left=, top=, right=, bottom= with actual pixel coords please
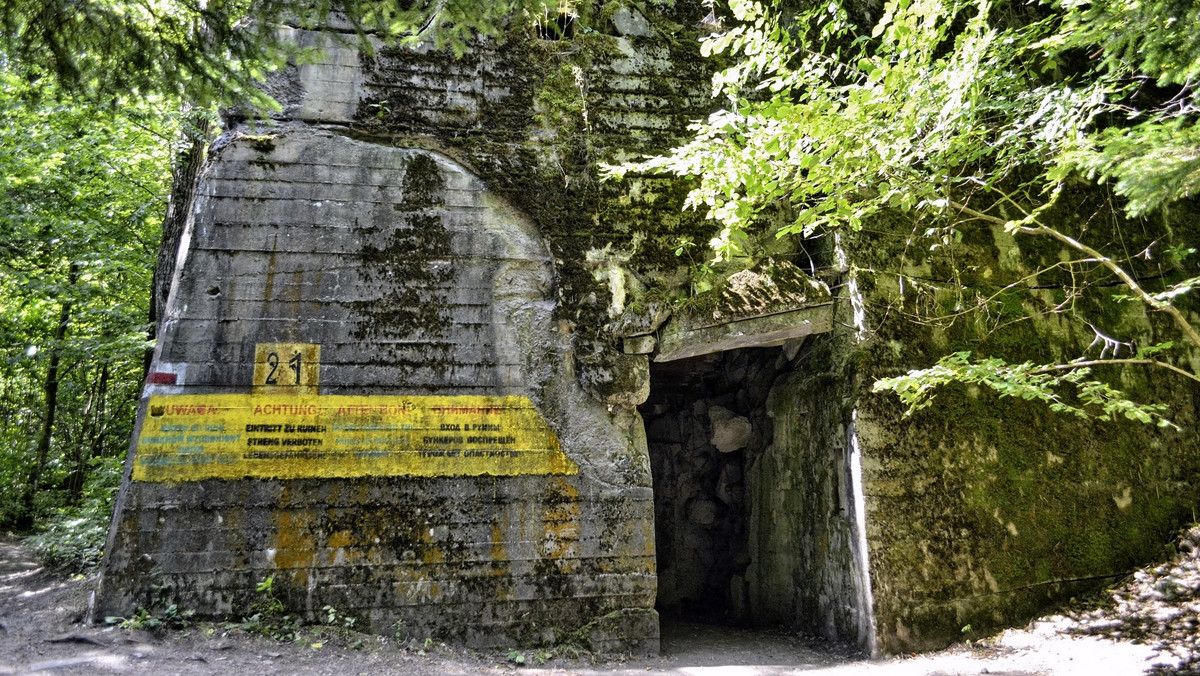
left=18, top=262, right=77, bottom=529
left=66, top=361, right=109, bottom=502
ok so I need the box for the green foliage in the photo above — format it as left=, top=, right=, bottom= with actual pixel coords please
left=0, top=74, right=170, bottom=528
left=873, top=351, right=1176, bottom=428
left=0, top=0, right=574, bottom=106
left=27, top=514, right=109, bottom=574
left=321, top=604, right=357, bottom=629
left=505, top=644, right=580, bottom=665
left=27, top=456, right=123, bottom=574
left=1049, top=0, right=1200, bottom=216
left=1053, top=0, right=1200, bottom=88
left=350, top=0, right=572, bottom=57
left=111, top=603, right=196, bottom=631
left=1, top=0, right=282, bottom=107
left=609, top=0, right=1103, bottom=253
left=1063, top=118, right=1200, bottom=218
left=611, top=0, right=1200, bottom=422
left=237, top=575, right=301, bottom=641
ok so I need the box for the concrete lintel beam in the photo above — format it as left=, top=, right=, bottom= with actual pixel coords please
left=654, top=303, right=834, bottom=362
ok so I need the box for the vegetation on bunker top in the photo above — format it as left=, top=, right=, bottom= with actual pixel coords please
left=608, top=0, right=1200, bottom=426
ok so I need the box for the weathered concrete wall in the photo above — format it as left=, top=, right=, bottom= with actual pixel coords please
left=856, top=345, right=1200, bottom=652
left=679, top=200, right=1200, bottom=655
left=98, top=1, right=727, bottom=653
left=747, top=358, right=875, bottom=652
left=158, top=132, right=554, bottom=396
left=859, top=363, right=1200, bottom=650
left=821, top=211, right=1200, bottom=653
left=96, top=127, right=658, bottom=650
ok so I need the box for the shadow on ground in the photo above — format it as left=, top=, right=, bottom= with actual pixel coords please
left=2, top=534, right=1194, bottom=675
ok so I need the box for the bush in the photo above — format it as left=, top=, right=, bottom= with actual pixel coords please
left=27, top=455, right=122, bottom=575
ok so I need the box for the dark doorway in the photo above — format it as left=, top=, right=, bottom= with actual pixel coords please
left=640, top=346, right=787, bottom=625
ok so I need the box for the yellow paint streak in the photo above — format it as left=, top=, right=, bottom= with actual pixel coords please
left=540, top=479, right=581, bottom=571
left=132, top=394, right=578, bottom=481
left=490, top=522, right=506, bottom=563
left=489, top=518, right=515, bottom=601
left=271, top=508, right=315, bottom=571
left=406, top=525, right=443, bottom=566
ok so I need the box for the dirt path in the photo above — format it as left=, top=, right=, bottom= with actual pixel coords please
left=1, top=533, right=1194, bottom=675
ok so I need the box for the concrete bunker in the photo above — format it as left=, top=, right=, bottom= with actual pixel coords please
left=95, top=4, right=1200, bottom=657
left=95, top=130, right=660, bottom=652
left=644, top=344, right=875, bottom=649
left=628, top=261, right=874, bottom=650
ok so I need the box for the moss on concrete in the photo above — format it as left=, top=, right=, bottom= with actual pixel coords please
left=827, top=194, right=1200, bottom=653
left=351, top=153, right=455, bottom=344
left=348, top=0, right=718, bottom=379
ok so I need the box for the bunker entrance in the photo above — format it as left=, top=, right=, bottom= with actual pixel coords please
left=641, top=346, right=788, bottom=625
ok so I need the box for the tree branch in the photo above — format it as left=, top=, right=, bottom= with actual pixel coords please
left=949, top=194, right=1200, bottom=367
left=1027, top=224, right=1200, bottom=355
left=1029, top=358, right=1200, bottom=385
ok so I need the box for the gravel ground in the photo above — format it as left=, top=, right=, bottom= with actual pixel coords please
left=2, top=526, right=1198, bottom=675
left=1062, top=524, right=1200, bottom=674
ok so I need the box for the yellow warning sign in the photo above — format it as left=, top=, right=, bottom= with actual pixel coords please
left=132, top=394, right=577, bottom=481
